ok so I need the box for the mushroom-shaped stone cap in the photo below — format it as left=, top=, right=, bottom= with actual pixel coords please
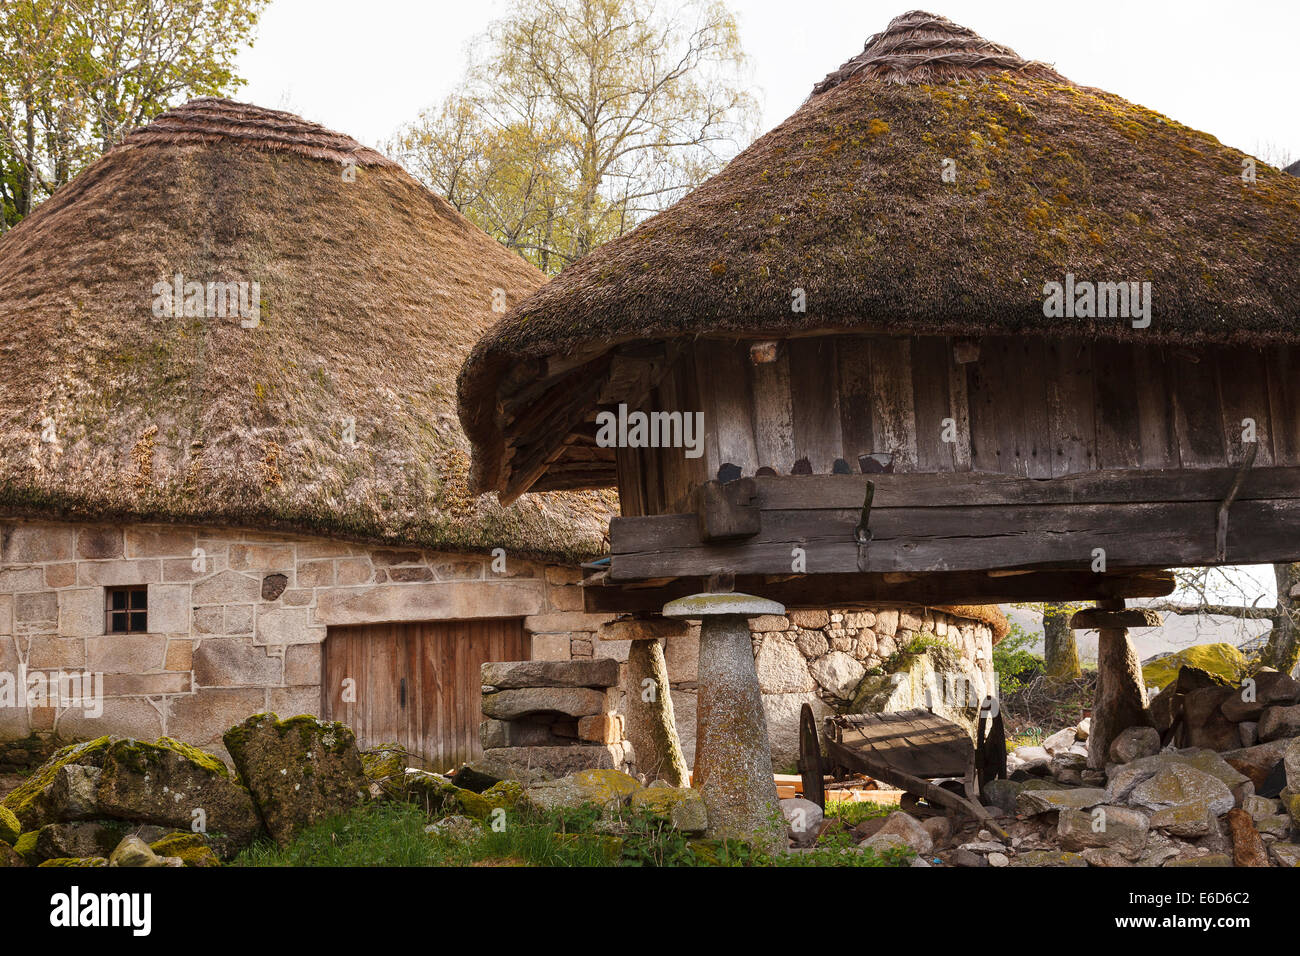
left=1068, top=607, right=1164, bottom=630
left=662, top=592, right=786, bottom=619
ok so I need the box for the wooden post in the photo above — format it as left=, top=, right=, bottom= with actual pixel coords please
left=1085, top=598, right=1154, bottom=769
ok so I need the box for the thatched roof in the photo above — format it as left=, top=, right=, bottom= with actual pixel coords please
left=0, top=98, right=612, bottom=561
left=460, top=10, right=1300, bottom=498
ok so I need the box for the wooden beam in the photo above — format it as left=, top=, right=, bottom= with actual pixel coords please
left=693, top=478, right=760, bottom=542
left=582, top=569, right=1177, bottom=614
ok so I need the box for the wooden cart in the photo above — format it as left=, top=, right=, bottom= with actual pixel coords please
left=798, top=703, right=1008, bottom=836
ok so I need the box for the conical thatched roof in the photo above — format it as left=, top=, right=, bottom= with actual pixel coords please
left=0, top=98, right=612, bottom=560
left=460, top=10, right=1300, bottom=497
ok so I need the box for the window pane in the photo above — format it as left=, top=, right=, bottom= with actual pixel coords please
left=112, top=590, right=128, bottom=610
left=129, top=611, right=147, bottom=633
left=130, top=590, right=147, bottom=609
left=110, top=611, right=128, bottom=632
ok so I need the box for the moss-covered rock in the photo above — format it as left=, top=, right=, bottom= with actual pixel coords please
left=0, top=736, right=114, bottom=831
left=391, top=770, right=496, bottom=820
left=1143, top=644, right=1247, bottom=691
left=482, top=780, right=523, bottom=810
left=33, top=821, right=126, bottom=862
left=37, top=856, right=108, bottom=867
left=96, top=737, right=261, bottom=850
left=552, top=832, right=625, bottom=863
left=523, top=770, right=642, bottom=813
left=13, top=830, right=39, bottom=864
left=361, top=743, right=407, bottom=781
left=0, top=841, right=25, bottom=867
left=222, top=713, right=367, bottom=847
left=0, top=805, right=20, bottom=845
left=149, top=832, right=220, bottom=867
left=629, top=786, right=709, bottom=833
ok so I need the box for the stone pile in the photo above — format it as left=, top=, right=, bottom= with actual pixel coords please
left=478, top=659, right=634, bottom=782
left=0, top=712, right=369, bottom=866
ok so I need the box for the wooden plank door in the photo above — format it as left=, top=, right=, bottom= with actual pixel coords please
left=323, top=618, right=529, bottom=772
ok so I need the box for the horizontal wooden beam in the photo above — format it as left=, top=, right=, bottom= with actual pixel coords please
left=606, top=467, right=1300, bottom=581
left=582, top=569, right=1177, bottom=614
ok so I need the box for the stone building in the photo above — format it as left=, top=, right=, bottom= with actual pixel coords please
left=0, top=99, right=615, bottom=769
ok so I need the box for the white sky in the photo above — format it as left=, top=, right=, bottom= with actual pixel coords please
left=237, top=0, right=1300, bottom=165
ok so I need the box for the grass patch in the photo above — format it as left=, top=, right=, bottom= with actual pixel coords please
left=824, top=800, right=894, bottom=827
left=233, top=799, right=915, bottom=868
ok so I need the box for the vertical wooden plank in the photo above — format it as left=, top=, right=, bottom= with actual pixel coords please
left=751, top=344, right=797, bottom=472
left=1092, top=340, right=1142, bottom=469
left=788, top=336, right=843, bottom=473
left=706, top=340, right=760, bottom=476
left=965, top=349, right=1001, bottom=473
left=1131, top=344, right=1179, bottom=469
left=945, top=340, right=973, bottom=473
left=693, top=350, right=723, bottom=479
left=1171, top=350, right=1227, bottom=468
left=1015, top=338, right=1052, bottom=478
left=1046, top=338, right=1097, bottom=476
left=911, top=337, right=955, bottom=472
left=614, top=445, right=645, bottom=517
left=1266, top=347, right=1300, bottom=466
left=1217, top=346, right=1275, bottom=465
left=869, top=337, right=918, bottom=472
left=836, top=336, right=875, bottom=465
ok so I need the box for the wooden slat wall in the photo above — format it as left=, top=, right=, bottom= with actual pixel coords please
left=323, top=619, right=528, bottom=772
left=619, top=334, right=1295, bottom=517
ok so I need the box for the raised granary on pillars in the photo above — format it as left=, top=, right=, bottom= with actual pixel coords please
left=458, top=10, right=1300, bottom=840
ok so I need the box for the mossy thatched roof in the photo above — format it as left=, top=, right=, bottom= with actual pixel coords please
left=0, top=98, right=612, bottom=561
left=460, top=10, right=1300, bottom=497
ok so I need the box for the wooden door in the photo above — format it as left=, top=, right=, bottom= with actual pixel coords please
left=323, top=618, right=529, bottom=772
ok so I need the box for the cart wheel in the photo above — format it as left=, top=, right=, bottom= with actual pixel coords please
left=797, top=703, right=825, bottom=810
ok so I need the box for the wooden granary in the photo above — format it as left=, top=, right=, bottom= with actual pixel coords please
left=459, top=10, right=1300, bottom=834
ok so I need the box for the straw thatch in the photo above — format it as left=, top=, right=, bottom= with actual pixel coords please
left=0, top=98, right=612, bottom=561
left=460, top=10, right=1300, bottom=497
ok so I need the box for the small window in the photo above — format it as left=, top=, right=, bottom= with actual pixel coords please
left=106, top=586, right=149, bottom=634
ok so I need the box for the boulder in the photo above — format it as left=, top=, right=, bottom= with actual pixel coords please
left=1142, top=645, right=1246, bottom=692
left=33, top=822, right=123, bottom=862
left=480, top=687, right=607, bottom=720
left=922, top=816, right=952, bottom=846
left=1, top=736, right=114, bottom=831
left=1042, top=727, right=1080, bottom=755
left=1259, top=704, right=1300, bottom=742
left=0, top=843, right=24, bottom=867
left=37, top=856, right=108, bottom=867
left=522, top=769, right=641, bottom=813
left=1057, top=805, right=1149, bottom=858
left=1082, top=847, right=1133, bottom=867
left=1287, top=738, right=1300, bottom=792
left=631, top=787, right=708, bottom=833
left=1222, top=740, right=1291, bottom=789
left=1050, top=752, right=1087, bottom=784
left=1125, top=764, right=1234, bottom=818
left=1010, top=746, right=1050, bottom=775
left=1109, top=726, right=1161, bottom=764
left=1225, top=808, right=1270, bottom=867
left=481, top=658, right=620, bottom=690
left=1164, top=853, right=1232, bottom=867
left=1108, top=750, right=1246, bottom=805
left=1149, top=801, right=1219, bottom=837
left=982, top=778, right=1026, bottom=814
left=1270, top=843, right=1300, bottom=867
left=360, top=744, right=407, bottom=781
left=1221, top=671, right=1300, bottom=722
left=108, top=835, right=167, bottom=867
left=1180, top=687, right=1240, bottom=751
left=779, top=797, right=824, bottom=846
left=96, top=737, right=261, bottom=848
left=424, top=815, right=483, bottom=842
left=149, top=832, right=220, bottom=867
left=1241, top=794, right=1283, bottom=822
left=1017, top=787, right=1109, bottom=816
left=223, top=713, right=367, bottom=847
left=0, top=806, right=19, bottom=845
left=869, top=811, right=933, bottom=855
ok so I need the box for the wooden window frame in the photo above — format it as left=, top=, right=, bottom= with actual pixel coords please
left=105, top=585, right=149, bottom=635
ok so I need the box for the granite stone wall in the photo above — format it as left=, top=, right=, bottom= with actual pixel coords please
left=0, top=519, right=606, bottom=759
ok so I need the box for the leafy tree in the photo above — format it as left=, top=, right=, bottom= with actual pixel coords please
left=391, top=0, right=758, bottom=273
left=0, top=0, right=266, bottom=229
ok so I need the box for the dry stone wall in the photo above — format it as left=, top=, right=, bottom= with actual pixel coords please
left=0, top=519, right=607, bottom=759
left=660, top=606, right=996, bottom=770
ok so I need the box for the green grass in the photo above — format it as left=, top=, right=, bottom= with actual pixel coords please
left=824, top=799, right=894, bottom=827
left=232, top=799, right=914, bottom=868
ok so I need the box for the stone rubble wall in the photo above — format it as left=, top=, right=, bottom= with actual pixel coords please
left=0, top=519, right=608, bottom=758
left=654, top=607, right=996, bottom=770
